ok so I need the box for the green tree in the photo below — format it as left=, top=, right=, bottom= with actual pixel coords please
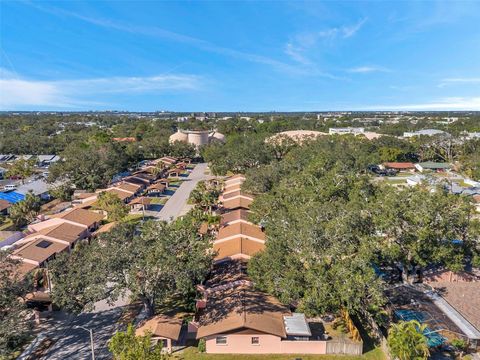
left=49, top=220, right=213, bottom=316
left=169, top=141, right=196, bottom=159
left=201, top=134, right=273, bottom=175
left=189, top=181, right=220, bottom=212
left=6, top=158, right=36, bottom=184
left=109, top=324, right=167, bottom=360
left=388, top=320, right=429, bottom=360
left=49, top=182, right=73, bottom=201
left=9, top=191, right=41, bottom=229
left=373, top=185, right=478, bottom=282
left=0, top=253, right=33, bottom=356
left=48, top=140, right=128, bottom=191
left=96, top=191, right=129, bottom=221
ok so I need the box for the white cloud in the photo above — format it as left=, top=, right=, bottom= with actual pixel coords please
left=438, top=77, right=480, bottom=88
left=0, top=69, right=202, bottom=109
left=284, top=18, right=367, bottom=64
left=348, top=66, right=391, bottom=73
left=360, top=97, right=480, bottom=111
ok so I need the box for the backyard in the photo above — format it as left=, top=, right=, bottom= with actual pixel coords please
left=178, top=347, right=386, bottom=360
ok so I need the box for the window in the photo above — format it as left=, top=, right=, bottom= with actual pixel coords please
left=216, top=336, right=227, bottom=345
left=251, top=337, right=259, bottom=345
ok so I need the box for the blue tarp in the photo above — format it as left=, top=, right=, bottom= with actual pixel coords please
left=0, top=191, right=25, bottom=203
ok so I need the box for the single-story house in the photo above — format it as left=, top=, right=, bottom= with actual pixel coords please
left=136, top=315, right=183, bottom=353
left=18, top=222, right=88, bottom=249
left=123, top=176, right=150, bottom=188
left=195, top=285, right=327, bottom=354
left=31, top=208, right=105, bottom=233
left=146, top=183, right=166, bottom=196
left=11, top=237, right=70, bottom=267
left=101, top=188, right=134, bottom=203
left=167, top=168, right=183, bottom=178
left=383, top=162, right=416, bottom=172
left=128, top=197, right=151, bottom=211
left=0, top=199, right=12, bottom=215
left=415, top=162, right=451, bottom=172
left=157, top=156, right=178, bottom=166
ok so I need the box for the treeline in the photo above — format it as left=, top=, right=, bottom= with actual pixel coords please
left=201, top=132, right=480, bottom=181
left=242, top=137, right=479, bottom=319
left=48, top=137, right=195, bottom=191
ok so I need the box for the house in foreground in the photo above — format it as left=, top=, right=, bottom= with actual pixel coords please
left=136, top=315, right=183, bottom=353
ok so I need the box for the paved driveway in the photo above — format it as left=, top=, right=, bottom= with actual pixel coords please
left=156, top=163, right=211, bottom=222
left=20, top=308, right=126, bottom=360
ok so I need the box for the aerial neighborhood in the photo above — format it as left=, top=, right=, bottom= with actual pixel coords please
left=2, top=2, right=480, bottom=359
left=0, top=111, right=479, bottom=360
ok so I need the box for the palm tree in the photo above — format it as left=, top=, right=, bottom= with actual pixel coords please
left=388, top=320, right=430, bottom=360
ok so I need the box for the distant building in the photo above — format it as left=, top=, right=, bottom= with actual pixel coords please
left=329, top=127, right=365, bottom=135
left=169, top=130, right=225, bottom=149
left=403, top=129, right=448, bottom=138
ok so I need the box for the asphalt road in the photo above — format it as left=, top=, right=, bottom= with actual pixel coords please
left=155, top=162, right=210, bottom=222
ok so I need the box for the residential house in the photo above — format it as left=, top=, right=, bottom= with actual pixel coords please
left=383, top=162, right=416, bottom=172
left=136, top=316, right=183, bottom=353
left=128, top=197, right=151, bottom=211
left=0, top=199, right=12, bottom=215
left=146, top=183, right=166, bottom=196
left=214, top=222, right=266, bottom=261
left=415, top=162, right=451, bottom=173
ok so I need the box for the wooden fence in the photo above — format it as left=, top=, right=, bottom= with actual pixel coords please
left=326, top=339, right=363, bottom=355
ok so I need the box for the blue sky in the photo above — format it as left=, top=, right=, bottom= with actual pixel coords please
left=1, top=1, right=479, bottom=111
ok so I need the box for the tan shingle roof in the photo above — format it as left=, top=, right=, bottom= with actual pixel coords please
left=196, top=285, right=289, bottom=338
left=104, top=188, right=132, bottom=201
left=222, top=197, right=252, bottom=210
left=57, top=208, right=104, bottom=227
left=220, top=209, right=251, bottom=226
left=117, top=182, right=142, bottom=194
left=0, top=199, right=12, bottom=211
left=136, top=315, right=183, bottom=340
left=12, top=238, right=69, bottom=264
left=27, top=222, right=85, bottom=244
left=430, top=281, right=480, bottom=331
left=222, top=191, right=253, bottom=201
left=213, top=237, right=265, bottom=260
left=217, top=222, right=265, bottom=242
left=128, top=197, right=151, bottom=206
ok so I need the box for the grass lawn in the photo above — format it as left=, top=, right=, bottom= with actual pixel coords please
left=0, top=218, right=14, bottom=231
left=149, top=197, right=168, bottom=205
left=178, top=347, right=385, bottom=360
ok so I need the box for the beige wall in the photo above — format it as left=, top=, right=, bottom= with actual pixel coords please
left=205, top=333, right=327, bottom=354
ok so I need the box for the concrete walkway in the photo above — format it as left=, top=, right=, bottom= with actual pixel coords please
left=156, top=163, right=211, bottom=222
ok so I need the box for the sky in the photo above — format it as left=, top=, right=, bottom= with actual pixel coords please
left=1, top=0, right=480, bottom=111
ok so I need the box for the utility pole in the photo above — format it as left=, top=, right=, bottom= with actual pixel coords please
left=76, top=326, right=95, bottom=360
